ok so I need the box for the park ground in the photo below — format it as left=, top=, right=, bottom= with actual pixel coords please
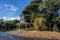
left=6, top=30, right=60, bottom=40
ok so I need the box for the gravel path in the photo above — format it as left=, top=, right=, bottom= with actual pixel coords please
left=7, top=30, right=60, bottom=40
left=0, top=32, right=52, bottom=40
left=0, top=30, right=60, bottom=40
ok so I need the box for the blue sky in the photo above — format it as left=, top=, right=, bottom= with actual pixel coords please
left=0, top=0, right=32, bottom=20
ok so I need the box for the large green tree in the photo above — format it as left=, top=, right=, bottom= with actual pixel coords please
left=22, top=0, right=60, bottom=31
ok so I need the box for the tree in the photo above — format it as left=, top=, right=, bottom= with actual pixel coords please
left=22, top=0, right=41, bottom=23
left=13, top=19, right=20, bottom=23
left=33, top=17, right=47, bottom=30
left=0, top=19, right=4, bottom=23
left=22, top=0, right=60, bottom=31
left=53, top=23, right=59, bottom=32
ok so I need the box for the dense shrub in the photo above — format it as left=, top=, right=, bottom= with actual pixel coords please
left=33, top=17, right=47, bottom=30
left=0, top=20, right=19, bottom=31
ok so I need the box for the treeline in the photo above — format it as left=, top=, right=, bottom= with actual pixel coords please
left=22, top=0, right=60, bottom=32
left=0, top=19, right=20, bottom=31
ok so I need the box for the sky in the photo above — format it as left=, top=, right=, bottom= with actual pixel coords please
left=0, top=0, right=32, bottom=21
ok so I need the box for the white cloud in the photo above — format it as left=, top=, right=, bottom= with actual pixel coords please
left=4, top=4, right=18, bottom=12
left=3, top=17, right=6, bottom=19
left=2, top=17, right=20, bottom=21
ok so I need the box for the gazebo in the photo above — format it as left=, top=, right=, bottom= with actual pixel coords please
left=20, top=15, right=31, bottom=30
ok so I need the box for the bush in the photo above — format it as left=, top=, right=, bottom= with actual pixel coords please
left=53, top=24, right=59, bottom=32
left=33, top=17, right=47, bottom=30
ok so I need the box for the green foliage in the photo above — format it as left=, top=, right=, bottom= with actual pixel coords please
left=22, top=0, right=60, bottom=31
left=33, top=17, right=47, bottom=30
left=23, top=0, right=60, bottom=23
left=5, top=22, right=16, bottom=31
left=52, top=16, right=60, bottom=22
left=0, top=19, right=4, bottom=24
left=13, top=19, right=20, bottom=23
left=0, top=19, right=20, bottom=31
left=53, top=24, right=59, bottom=32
